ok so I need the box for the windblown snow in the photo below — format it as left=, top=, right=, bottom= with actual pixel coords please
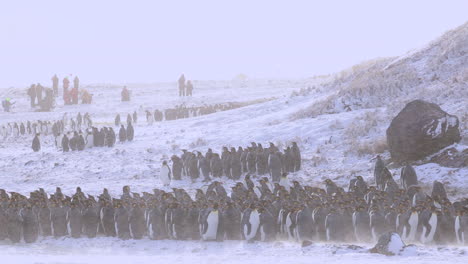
left=0, top=22, right=467, bottom=264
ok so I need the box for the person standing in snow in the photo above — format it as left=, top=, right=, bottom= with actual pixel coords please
left=178, top=74, right=186, bottom=97
left=52, top=74, right=59, bottom=96
left=186, top=80, right=193, bottom=96
left=126, top=123, right=134, bottom=141
left=160, top=161, right=172, bottom=186
left=27, top=84, right=37, bottom=107
left=32, top=134, right=41, bottom=152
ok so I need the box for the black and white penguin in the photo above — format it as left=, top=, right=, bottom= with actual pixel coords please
left=126, top=123, right=134, bottom=141
left=295, top=206, right=314, bottom=242
left=55, top=133, right=63, bottom=150
left=119, top=125, right=127, bottom=142
left=210, top=153, right=223, bottom=178
left=32, top=134, right=41, bottom=152
left=405, top=207, right=420, bottom=242
left=325, top=208, right=342, bottom=241
left=455, top=210, right=467, bottom=245
left=129, top=203, right=146, bottom=239
left=171, top=155, right=183, bottom=181
left=160, top=161, right=172, bottom=186
left=146, top=110, right=154, bottom=125
left=50, top=200, right=68, bottom=238
left=353, top=205, right=371, bottom=242
left=85, top=129, right=94, bottom=148
left=100, top=200, right=116, bottom=237
left=268, top=152, right=282, bottom=183
left=202, top=203, right=223, bottom=241
left=291, top=142, right=301, bottom=172
left=38, top=202, right=52, bottom=236
left=242, top=203, right=260, bottom=242
left=374, top=155, right=385, bottom=189
left=370, top=207, right=387, bottom=241
left=21, top=204, right=39, bottom=243
left=6, top=204, right=23, bottom=243
left=221, top=202, right=241, bottom=240
left=77, top=132, right=85, bottom=151
left=400, top=164, right=418, bottom=190
left=114, top=200, right=131, bottom=240
left=115, top=114, right=121, bottom=127
left=68, top=201, right=83, bottom=238
left=82, top=201, right=100, bottom=238
left=420, top=207, right=439, bottom=244
left=279, top=173, right=291, bottom=192
left=148, top=202, right=168, bottom=240
left=61, top=134, right=70, bottom=152
left=431, top=181, right=448, bottom=202
left=133, top=111, right=138, bottom=124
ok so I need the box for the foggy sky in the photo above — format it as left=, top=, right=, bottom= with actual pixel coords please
left=0, top=0, right=467, bottom=87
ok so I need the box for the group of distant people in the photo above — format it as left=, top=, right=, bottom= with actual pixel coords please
left=24, top=75, right=92, bottom=112
left=178, top=74, right=194, bottom=97
left=27, top=83, right=55, bottom=111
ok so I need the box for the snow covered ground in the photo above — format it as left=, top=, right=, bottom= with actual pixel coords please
left=0, top=23, right=467, bottom=264
left=1, top=238, right=468, bottom=264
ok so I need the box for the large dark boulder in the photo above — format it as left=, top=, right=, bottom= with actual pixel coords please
left=386, top=100, right=461, bottom=162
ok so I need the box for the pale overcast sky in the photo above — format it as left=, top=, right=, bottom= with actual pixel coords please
left=0, top=0, right=467, bottom=87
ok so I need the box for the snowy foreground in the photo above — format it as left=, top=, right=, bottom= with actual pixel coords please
left=1, top=237, right=467, bottom=264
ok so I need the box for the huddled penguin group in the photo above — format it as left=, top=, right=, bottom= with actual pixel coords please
left=166, top=142, right=301, bottom=183
left=1, top=158, right=467, bottom=245
left=142, top=101, right=262, bottom=124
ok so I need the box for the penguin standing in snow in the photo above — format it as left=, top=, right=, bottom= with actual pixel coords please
left=202, top=203, right=223, bottom=241
left=55, top=133, right=63, bottom=150
left=259, top=207, right=277, bottom=242
left=242, top=203, right=260, bottom=242
left=221, top=201, right=241, bottom=240
left=114, top=200, right=131, bottom=240
left=126, top=123, right=134, bottom=141
left=401, top=164, right=418, bottom=190
left=62, top=133, right=70, bottom=152
left=268, top=152, right=282, bottom=183
left=21, top=203, right=39, bottom=243
left=69, top=201, right=83, bottom=238
left=119, top=125, right=127, bottom=142
left=146, top=110, right=154, bottom=125
left=353, top=205, right=371, bottom=242
left=279, top=173, right=291, bottom=192
left=85, top=129, right=94, bottom=149
left=160, top=161, right=172, bottom=186
left=32, top=133, right=41, bottom=152
left=129, top=202, right=146, bottom=239
left=100, top=200, right=116, bottom=237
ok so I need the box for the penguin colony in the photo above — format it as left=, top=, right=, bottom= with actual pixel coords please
left=1, top=112, right=92, bottom=141
left=1, top=157, right=467, bottom=245
left=168, top=142, right=301, bottom=182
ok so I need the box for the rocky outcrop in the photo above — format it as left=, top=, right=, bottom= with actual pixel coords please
left=386, top=100, right=461, bottom=162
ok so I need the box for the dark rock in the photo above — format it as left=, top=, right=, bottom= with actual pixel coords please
left=301, top=240, right=313, bottom=247
left=430, top=147, right=468, bottom=168
left=386, top=100, right=461, bottom=162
